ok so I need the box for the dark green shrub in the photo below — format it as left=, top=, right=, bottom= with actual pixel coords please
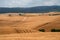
left=8, top=14, right=11, bottom=16
left=49, top=14, right=51, bottom=16
left=19, top=14, right=22, bottom=16
left=19, top=13, right=24, bottom=16
left=39, top=29, right=45, bottom=32
left=51, top=29, right=60, bottom=32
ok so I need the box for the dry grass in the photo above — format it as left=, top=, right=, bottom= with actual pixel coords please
left=0, top=32, right=60, bottom=40
left=0, top=12, right=60, bottom=40
left=0, top=14, right=59, bottom=34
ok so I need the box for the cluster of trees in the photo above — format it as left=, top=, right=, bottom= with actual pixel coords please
left=51, top=29, right=60, bottom=32
left=8, top=13, right=23, bottom=16
left=38, top=29, right=60, bottom=32
left=0, top=6, right=60, bottom=13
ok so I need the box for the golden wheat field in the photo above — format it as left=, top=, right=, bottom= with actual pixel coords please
left=0, top=12, right=60, bottom=40
left=0, top=32, right=60, bottom=40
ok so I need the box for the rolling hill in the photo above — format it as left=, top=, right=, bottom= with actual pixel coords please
left=0, top=6, right=60, bottom=13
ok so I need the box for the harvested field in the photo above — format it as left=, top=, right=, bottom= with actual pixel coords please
left=0, top=13, right=60, bottom=40
left=0, top=14, right=59, bottom=34
left=0, top=32, right=60, bottom=40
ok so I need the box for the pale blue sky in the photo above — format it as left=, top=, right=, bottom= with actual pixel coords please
left=0, top=0, right=60, bottom=7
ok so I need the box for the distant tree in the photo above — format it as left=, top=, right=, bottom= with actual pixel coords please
left=19, top=14, right=22, bottom=16
left=51, top=29, right=60, bottom=32
left=8, top=14, right=11, bottom=16
left=19, top=13, right=24, bottom=16
left=49, top=14, right=51, bottom=16
left=39, top=29, right=45, bottom=32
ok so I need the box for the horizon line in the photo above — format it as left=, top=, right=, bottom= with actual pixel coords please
left=0, top=5, right=60, bottom=8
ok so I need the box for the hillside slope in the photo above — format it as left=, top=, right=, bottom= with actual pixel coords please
left=0, top=6, right=60, bottom=13
left=35, top=16, right=60, bottom=32
left=0, top=14, right=58, bottom=34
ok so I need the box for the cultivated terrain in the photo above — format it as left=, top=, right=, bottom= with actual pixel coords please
left=0, top=12, right=60, bottom=40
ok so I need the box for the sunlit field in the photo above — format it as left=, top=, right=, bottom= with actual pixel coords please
left=0, top=12, right=60, bottom=40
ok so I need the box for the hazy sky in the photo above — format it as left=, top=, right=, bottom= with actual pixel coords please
left=0, top=0, right=60, bottom=7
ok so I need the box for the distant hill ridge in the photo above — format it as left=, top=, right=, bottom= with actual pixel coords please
left=0, top=6, right=60, bottom=13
